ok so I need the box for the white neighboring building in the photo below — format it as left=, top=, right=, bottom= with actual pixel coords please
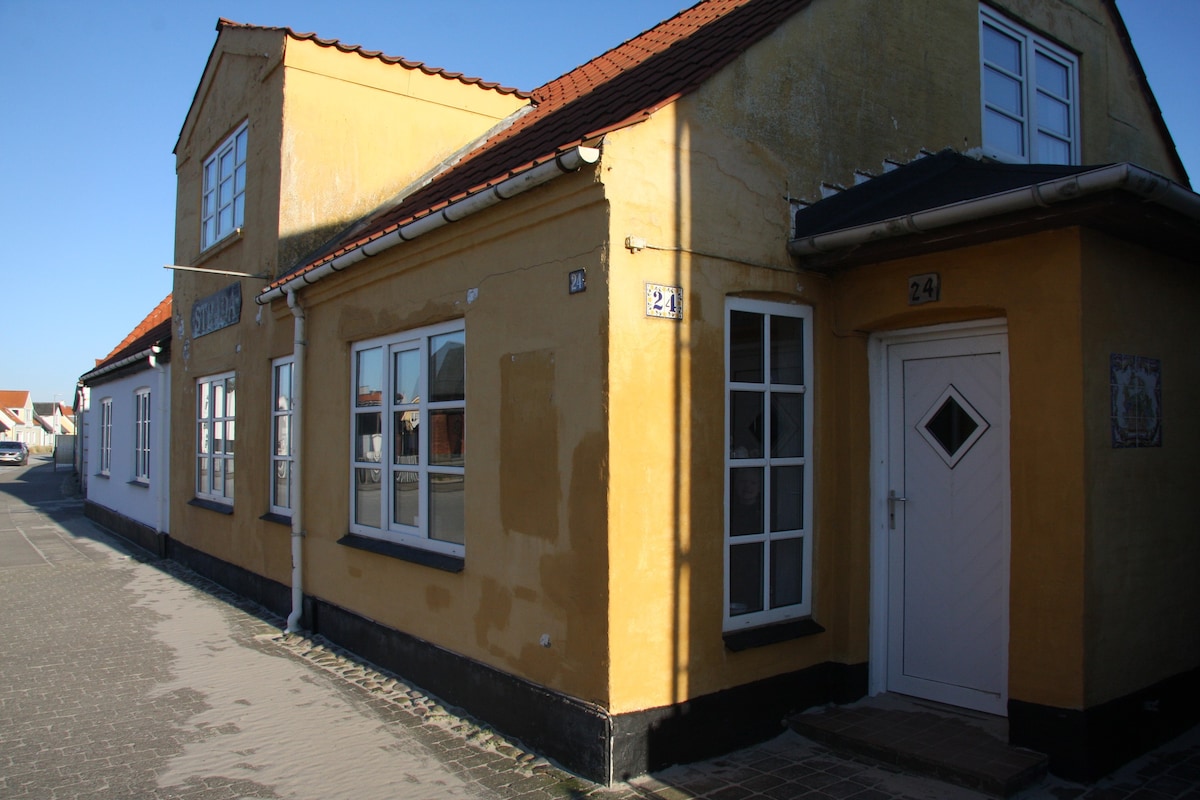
left=34, top=402, right=76, bottom=438
left=78, top=295, right=172, bottom=555
left=0, top=390, right=42, bottom=444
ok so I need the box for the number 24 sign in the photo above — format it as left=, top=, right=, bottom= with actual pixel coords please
left=645, top=283, right=683, bottom=320
left=908, top=273, right=941, bottom=305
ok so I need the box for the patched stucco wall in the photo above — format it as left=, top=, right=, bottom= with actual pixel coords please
left=288, top=170, right=613, bottom=703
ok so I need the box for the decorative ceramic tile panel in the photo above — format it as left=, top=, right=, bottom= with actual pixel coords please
left=1111, top=354, right=1162, bottom=448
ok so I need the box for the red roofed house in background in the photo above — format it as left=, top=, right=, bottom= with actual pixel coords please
left=0, top=390, right=40, bottom=444
left=77, top=294, right=173, bottom=555
left=155, top=0, right=1199, bottom=785
left=0, top=392, right=73, bottom=447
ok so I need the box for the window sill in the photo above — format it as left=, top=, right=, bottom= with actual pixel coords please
left=127, top=479, right=150, bottom=488
left=189, top=497, right=234, bottom=515
left=338, top=533, right=464, bottom=574
left=260, top=512, right=292, bottom=527
left=94, top=472, right=110, bottom=480
left=723, top=618, right=825, bottom=652
left=195, top=227, right=244, bottom=264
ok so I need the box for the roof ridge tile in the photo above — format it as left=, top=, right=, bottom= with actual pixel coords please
left=215, top=18, right=529, bottom=98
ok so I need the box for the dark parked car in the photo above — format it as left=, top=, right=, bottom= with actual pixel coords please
left=0, top=441, right=29, bottom=466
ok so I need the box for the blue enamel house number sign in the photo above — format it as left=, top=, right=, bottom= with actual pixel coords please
left=645, top=283, right=683, bottom=319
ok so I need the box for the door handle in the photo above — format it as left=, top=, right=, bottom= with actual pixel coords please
left=888, top=489, right=907, bottom=530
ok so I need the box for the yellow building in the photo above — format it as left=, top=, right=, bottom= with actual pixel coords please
left=165, top=0, right=1200, bottom=784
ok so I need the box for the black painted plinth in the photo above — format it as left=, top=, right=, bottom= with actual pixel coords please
left=84, top=501, right=168, bottom=558
left=1010, top=666, right=1200, bottom=782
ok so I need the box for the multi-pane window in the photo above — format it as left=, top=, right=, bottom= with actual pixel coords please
left=980, top=7, right=1079, bottom=165
left=196, top=373, right=236, bottom=504
left=351, top=321, right=465, bottom=556
left=99, top=398, right=113, bottom=476
left=201, top=122, right=248, bottom=249
left=725, top=299, right=813, bottom=631
left=271, top=358, right=294, bottom=515
left=134, top=388, right=151, bottom=482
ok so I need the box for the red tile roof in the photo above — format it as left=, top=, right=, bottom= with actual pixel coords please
left=267, top=0, right=808, bottom=291
left=215, top=18, right=529, bottom=98
left=92, top=295, right=174, bottom=372
left=0, top=390, right=31, bottom=410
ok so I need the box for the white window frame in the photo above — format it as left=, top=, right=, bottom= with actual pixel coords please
left=724, top=298, right=814, bottom=631
left=99, top=397, right=112, bottom=476
left=350, top=320, right=465, bottom=558
left=201, top=122, right=248, bottom=250
left=270, top=357, right=295, bottom=516
left=196, top=372, right=236, bottom=505
left=979, top=6, right=1080, bottom=165
left=134, top=388, right=151, bottom=482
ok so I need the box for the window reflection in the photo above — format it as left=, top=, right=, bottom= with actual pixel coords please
left=356, top=347, right=383, bottom=407
left=729, top=311, right=763, bottom=383
left=429, top=473, right=465, bottom=544
left=429, top=332, right=464, bottom=402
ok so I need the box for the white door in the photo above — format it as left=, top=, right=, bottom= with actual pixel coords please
left=884, top=331, right=1010, bottom=715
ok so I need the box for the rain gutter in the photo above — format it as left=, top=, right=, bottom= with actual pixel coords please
left=257, top=145, right=601, bottom=305
left=788, top=162, right=1200, bottom=258
left=80, top=348, right=159, bottom=385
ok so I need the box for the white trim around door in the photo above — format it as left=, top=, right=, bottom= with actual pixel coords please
left=868, top=319, right=1011, bottom=715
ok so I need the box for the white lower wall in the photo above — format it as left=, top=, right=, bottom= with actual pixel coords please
left=82, top=365, right=170, bottom=533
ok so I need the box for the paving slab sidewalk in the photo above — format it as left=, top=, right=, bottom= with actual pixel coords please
left=2, top=491, right=1197, bottom=800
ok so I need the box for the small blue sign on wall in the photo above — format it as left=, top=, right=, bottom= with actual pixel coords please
left=1111, top=353, right=1161, bottom=448
left=191, top=283, right=242, bottom=338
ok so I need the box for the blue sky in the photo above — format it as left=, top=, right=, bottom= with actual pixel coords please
left=1, top=0, right=1195, bottom=403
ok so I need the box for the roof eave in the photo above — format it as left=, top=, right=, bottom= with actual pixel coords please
left=80, top=338, right=171, bottom=386
left=788, top=162, right=1200, bottom=267
left=257, top=144, right=601, bottom=305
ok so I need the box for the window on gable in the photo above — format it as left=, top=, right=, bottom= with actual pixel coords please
left=271, top=358, right=294, bottom=515
left=351, top=321, right=465, bottom=558
left=980, top=7, right=1079, bottom=165
left=134, top=388, right=151, bottom=482
left=99, top=398, right=113, bottom=476
left=725, top=299, right=814, bottom=631
left=201, top=122, right=248, bottom=249
left=197, top=372, right=236, bottom=504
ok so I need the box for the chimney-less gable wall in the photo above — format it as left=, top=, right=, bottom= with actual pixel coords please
left=277, top=38, right=528, bottom=271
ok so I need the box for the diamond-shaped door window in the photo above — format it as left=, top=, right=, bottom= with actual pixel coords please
left=916, top=384, right=989, bottom=468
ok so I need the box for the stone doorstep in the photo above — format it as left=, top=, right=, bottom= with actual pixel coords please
left=787, top=698, right=1049, bottom=798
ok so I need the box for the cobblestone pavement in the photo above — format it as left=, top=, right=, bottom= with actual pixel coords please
left=2, top=459, right=1198, bottom=799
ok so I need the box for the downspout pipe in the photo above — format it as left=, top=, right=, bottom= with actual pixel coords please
left=149, top=346, right=167, bottom=537
left=285, top=289, right=306, bottom=634
left=256, top=145, right=600, bottom=306
left=788, top=162, right=1200, bottom=258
